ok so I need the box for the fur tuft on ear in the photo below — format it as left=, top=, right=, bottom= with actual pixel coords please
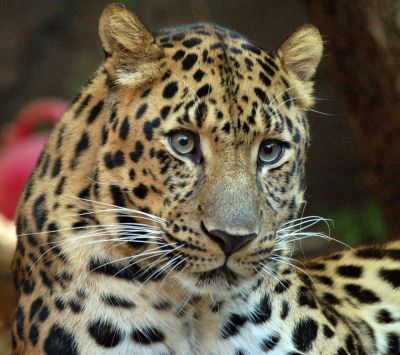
left=279, top=24, right=323, bottom=82
left=99, top=3, right=163, bottom=87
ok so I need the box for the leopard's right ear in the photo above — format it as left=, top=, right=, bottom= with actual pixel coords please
left=99, top=3, right=163, bottom=87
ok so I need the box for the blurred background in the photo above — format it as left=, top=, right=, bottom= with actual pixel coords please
left=1, top=1, right=400, bottom=352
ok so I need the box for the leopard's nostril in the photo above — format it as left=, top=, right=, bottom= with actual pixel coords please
left=201, top=222, right=256, bottom=256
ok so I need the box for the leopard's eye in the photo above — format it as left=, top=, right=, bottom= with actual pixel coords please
left=169, top=130, right=196, bottom=155
left=258, top=140, right=285, bottom=165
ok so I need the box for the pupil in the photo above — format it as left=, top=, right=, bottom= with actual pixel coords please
left=179, top=136, right=189, bottom=146
left=264, top=143, right=274, bottom=154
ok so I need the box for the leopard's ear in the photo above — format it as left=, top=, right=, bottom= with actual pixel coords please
left=278, top=25, right=323, bottom=109
left=99, top=3, right=163, bottom=87
left=279, top=24, right=323, bottom=82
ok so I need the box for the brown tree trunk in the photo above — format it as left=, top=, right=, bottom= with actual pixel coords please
left=306, top=0, right=400, bottom=239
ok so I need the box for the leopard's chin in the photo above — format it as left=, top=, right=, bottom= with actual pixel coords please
left=174, top=265, right=260, bottom=296
left=198, top=265, right=240, bottom=286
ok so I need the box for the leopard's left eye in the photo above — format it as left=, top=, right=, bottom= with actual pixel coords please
left=258, top=140, right=286, bottom=165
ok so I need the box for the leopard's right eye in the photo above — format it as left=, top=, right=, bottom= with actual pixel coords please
left=168, top=130, right=197, bottom=156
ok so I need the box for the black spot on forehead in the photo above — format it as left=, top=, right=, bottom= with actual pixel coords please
left=163, top=81, right=179, bottom=98
left=160, top=105, right=171, bottom=119
left=230, top=47, right=242, bottom=54
left=182, top=37, right=202, bottom=48
left=193, top=69, right=205, bottom=82
left=241, top=43, right=261, bottom=55
left=182, top=53, right=198, bottom=71
left=196, top=84, right=212, bottom=98
left=143, top=117, right=161, bottom=141
left=129, top=141, right=144, bottom=163
left=172, top=32, right=185, bottom=41
left=173, top=49, right=186, bottom=61
left=195, top=102, right=208, bottom=128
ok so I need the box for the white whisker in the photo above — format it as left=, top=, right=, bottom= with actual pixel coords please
left=269, top=255, right=316, bottom=289
left=64, top=194, right=165, bottom=224
left=88, top=244, right=180, bottom=274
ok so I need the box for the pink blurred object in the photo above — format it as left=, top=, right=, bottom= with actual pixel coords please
left=0, top=98, right=67, bottom=219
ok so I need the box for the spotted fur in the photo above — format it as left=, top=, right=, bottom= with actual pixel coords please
left=12, top=4, right=400, bottom=355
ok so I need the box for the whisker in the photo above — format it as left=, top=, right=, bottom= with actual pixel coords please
left=143, top=254, right=184, bottom=288
left=308, top=108, right=336, bottom=117
left=111, top=244, right=184, bottom=280
left=268, top=85, right=299, bottom=108
left=40, top=229, right=162, bottom=247
left=269, top=255, right=317, bottom=289
left=147, top=247, right=184, bottom=271
left=31, top=227, right=163, bottom=269
left=279, top=215, right=332, bottom=229
left=88, top=244, right=180, bottom=275
left=174, top=273, right=196, bottom=312
left=70, top=209, right=165, bottom=225
left=30, top=237, right=156, bottom=271
left=277, top=230, right=352, bottom=251
left=259, top=262, right=281, bottom=286
left=64, top=194, right=165, bottom=223
left=17, top=222, right=163, bottom=238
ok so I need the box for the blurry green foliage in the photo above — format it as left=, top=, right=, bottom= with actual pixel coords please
left=320, top=201, right=387, bottom=246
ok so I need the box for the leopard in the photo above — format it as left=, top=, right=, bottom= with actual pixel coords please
left=11, top=3, right=400, bottom=354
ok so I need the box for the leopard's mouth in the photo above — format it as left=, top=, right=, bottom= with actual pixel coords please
left=196, top=264, right=240, bottom=287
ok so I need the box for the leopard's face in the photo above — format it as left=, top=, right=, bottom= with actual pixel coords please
left=90, top=17, right=322, bottom=296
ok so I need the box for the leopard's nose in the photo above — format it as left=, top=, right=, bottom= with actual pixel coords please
left=201, top=222, right=255, bottom=256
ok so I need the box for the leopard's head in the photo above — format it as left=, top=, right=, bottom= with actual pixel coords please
left=73, top=4, right=323, bottom=295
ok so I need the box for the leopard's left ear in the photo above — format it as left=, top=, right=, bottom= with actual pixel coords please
left=99, top=3, right=163, bottom=87
left=279, top=24, right=323, bottom=82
